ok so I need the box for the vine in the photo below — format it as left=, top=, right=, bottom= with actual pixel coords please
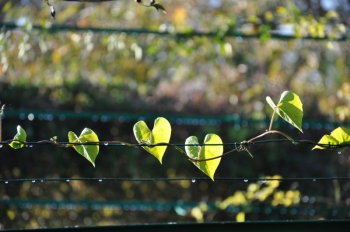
left=1, top=91, right=350, bottom=180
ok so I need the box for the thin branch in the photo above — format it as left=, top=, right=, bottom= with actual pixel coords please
left=269, top=107, right=277, bottom=131
left=248, top=130, right=298, bottom=144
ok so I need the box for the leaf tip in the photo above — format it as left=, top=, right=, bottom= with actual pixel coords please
left=157, top=157, right=163, bottom=164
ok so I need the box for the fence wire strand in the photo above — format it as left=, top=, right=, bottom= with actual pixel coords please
left=0, top=139, right=349, bottom=148
left=1, top=199, right=349, bottom=217
left=1, top=177, right=350, bottom=184
left=1, top=22, right=348, bottom=41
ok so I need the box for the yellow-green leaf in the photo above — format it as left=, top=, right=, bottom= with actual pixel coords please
left=185, top=134, right=223, bottom=181
left=313, top=127, right=350, bottom=151
left=330, top=127, right=350, bottom=144
left=9, top=125, right=27, bottom=149
left=266, top=91, right=303, bottom=132
left=68, top=128, right=99, bottom=167
left=133, top=117, right=171, bottom=163
left=185, top=136, right=201, bottom=161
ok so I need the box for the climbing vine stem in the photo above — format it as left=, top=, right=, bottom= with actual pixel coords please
left=2, top=91, right=350, bottom=180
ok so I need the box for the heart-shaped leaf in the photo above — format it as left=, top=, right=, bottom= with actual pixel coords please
left=68, top=128, right=99, bottom=167
left=266, top=91, right=303, bottom=132
left=312, top=127, right=350, bottom=151
left=9, top=125, right=27, bottom=149
left=185, top=134, right=223, bottom=181
left=133, top=117, right=171, bottom=163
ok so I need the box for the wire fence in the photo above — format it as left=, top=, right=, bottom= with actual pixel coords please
left=1, top=199, right=349, bottom=217
left=2, top=4, right=350, bottom=229
left=3, top=109, right=350, bottom=130
left=1, top=177, right=350, bottom=184
left=0, top=138, right=349, bottom=149
left=1, top=22, right=348, bottom=41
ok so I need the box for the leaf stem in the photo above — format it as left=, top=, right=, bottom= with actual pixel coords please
left=248, top=130, right=297, bottom=144
left=188, top=130, right=298, bottom=162
left=269, top=107, right=277, bottom=131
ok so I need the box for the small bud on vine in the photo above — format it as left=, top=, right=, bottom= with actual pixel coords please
left=50, top=136, right=58, bottom=143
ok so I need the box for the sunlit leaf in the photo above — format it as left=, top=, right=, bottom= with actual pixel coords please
left=9, top=125, right=27, bottom=149
left=312, top=127, right=350, bottom=151
left=68, top=128, right=99, bottom=167
left=133, top=117, right=171, bottom=163
left=330, top=127, right=350, bottom=144
left=185, top=134, right=223, bottom=181
left=185, top=136, right=201, bottom=161
left=266, top=91, right=303, bottom=132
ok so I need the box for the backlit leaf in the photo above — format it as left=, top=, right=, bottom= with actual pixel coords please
left=266, top=91, right=303, bottom=132
left=185, top=134, right=223, bottom=181
left=313, top=127, right=350, bottom=151
left=68, top=128, right=99, bottom=167
left=133, top=117, right=171, bottom=163
left=9, top=125, right=27, bottom=149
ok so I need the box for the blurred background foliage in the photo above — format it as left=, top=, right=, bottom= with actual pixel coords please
left=1, top=0, right=350, bottom=229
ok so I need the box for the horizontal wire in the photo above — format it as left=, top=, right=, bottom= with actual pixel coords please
left=1, top=196, right=350, bottom=218
left=3, top=109, right=350, bottom=130
left=1, top=199, right=349, bottom=216
left=0, top=139, right=349, bottom=149
left=1, top=177, right=350, bottom=184
left=3, top=109, right=230, bottom=123
left=1, top=139, right=289, bottom=146
left=1, top=22, right=348, bottom=41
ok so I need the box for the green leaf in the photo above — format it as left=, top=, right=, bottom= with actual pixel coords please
left=312, top=127, right=350, bottom=151
left=185, top=134, right=223, bottom=181
left=9, top=125, right=27, bottom=149
left=330, top=127, right=350, bottom=144
left=266, top=91, right=303, bottom=132
left=68, top=128, right=99, bottom=167
left=133, top=117, right=171, bottom=163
